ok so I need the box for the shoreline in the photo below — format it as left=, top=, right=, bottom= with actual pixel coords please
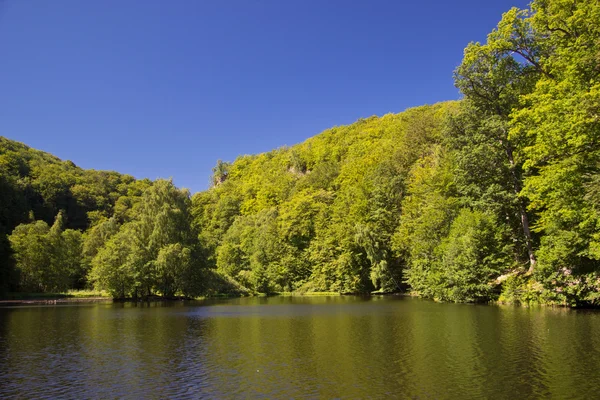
left=0, top=297, right=112, bottom=306
left=0, top=291, right=392, bottom=306
left=1, top=292, right=596, bottom=309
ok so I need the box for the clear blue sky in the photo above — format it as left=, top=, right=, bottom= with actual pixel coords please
left=0, top=0, right=529, bottom=193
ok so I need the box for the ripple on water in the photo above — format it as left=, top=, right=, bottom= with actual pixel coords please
left=1, top=298, right=600, bottom=399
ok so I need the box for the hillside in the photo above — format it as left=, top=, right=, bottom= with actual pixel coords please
left=192, top=103, right=459, bottom=294
left=188, top=0, right=600, bottom=306
left=3, top=0, right=600, bottom=306
left=0, top=137, right=152, bottom=292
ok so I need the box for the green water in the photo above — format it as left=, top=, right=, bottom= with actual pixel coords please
left=1, top=296, right=599, bottom=399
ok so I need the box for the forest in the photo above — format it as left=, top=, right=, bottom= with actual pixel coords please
left=1, top=0, right=599, bottom=306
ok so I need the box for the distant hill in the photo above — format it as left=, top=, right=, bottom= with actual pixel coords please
left=192, top=102, right=459, bottom=294
left=0, top=136, right=151, bottom=290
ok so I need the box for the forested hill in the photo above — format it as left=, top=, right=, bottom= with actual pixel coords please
left=3, top=0, right=600, bottom=306
left=192, top=103, right=459, bottom=295
left=0, top=137, right=150, bottom=231
left=193, top=0, right=600, bottom=305
left=0, top=136, right=153, bottom=293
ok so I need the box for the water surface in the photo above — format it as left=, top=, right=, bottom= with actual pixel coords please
left=1, top=296, right=599, bottom=398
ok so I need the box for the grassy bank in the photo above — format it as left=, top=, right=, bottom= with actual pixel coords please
left=1, top=289, right=109, bottom=300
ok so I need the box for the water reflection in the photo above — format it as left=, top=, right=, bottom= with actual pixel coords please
left=0, top=297, right=599, bottom=398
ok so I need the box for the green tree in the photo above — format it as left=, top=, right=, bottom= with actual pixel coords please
left=59, top=228, right=84, bottom=288
left=453, top=7, right=542, bottom=272
left=82, top=218, right=119, bottom=273
left=211, top=160, right=231, bottom=187
left=8, top=210, right=82, bottom=292
left=9, top=221, right=52, bottom=292
left=445, top=103, right=529, bottom=267
left=155, top=243, right=192, bottom=297
left=509, top=0, right=600, bottom=284
left=434, top=209, right=511, bottom=302
left=90, top=226, right=136, bottom=298
left=90, top=179, right=200, bottom=298
left=392, top=146, right=459, bottom=298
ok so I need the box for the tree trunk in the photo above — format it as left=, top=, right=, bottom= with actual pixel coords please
left=505, top=141, right=537, bottom=273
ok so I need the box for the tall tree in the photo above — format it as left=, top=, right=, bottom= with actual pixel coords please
left=90, top=179, right=201, bottom=298
left=510, top=0, right=600, bottom=284
left=453, top=7, right=543, bottom=272
left=9, top=221, right=52, bottom=292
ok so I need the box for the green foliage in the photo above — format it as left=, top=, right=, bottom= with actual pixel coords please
left=59, top=228, right=84, bottom=287
left=4, top=0, right=600, bottom=307
left=8, top=220, right=52, bottom=292
left=0, top=136, right=146, bottom=290
left=392, top=145, right=460, bottom=297
left=509, top=0, right=600, bottom=284
left=8, top=212, right=83, bottom=292
left=90, top=179, right=201, bottom=298
left=191, top=182, right=242, bottom=267
left=453, top=7, right=540, bottom=272
left=451, top=0, right=600, bottom=305
left=89, top=227, right=135, bottom=298
left=215, top=208, right=301, bottom=293
left=155, top=243, right=192, bottom=297
left=433, top=209, right=511, bottom=302
left=82, top=217, right=119, bottom=273
left=195, top=104, right=455, bottom=294
left=211, top=159, right=231, bottom=187
left=189, top=1, right=600, bottom=305
left=498, top=274, right=549, bottom=305
left=1, top=138, right=206, bottom=298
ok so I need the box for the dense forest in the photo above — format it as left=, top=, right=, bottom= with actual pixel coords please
left=1, top=0, right=599, bottom=306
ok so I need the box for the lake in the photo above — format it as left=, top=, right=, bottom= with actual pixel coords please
left=1, top=296, right=599, bottom=399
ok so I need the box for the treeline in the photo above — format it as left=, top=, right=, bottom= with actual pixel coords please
left=0, top=137, right=241, bottom=298
left=192, top=104, right=453, bottom=295
left=0, top=136, right=151, bottom=294
left=3, top=0, right=600, bottom=305
left=193, top=0, right=600, bottom=305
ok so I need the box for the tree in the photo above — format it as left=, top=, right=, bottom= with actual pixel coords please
left=392, top=145, right=459, bottom=298
left=155, top=243, right=192, bottom=297
left=7, top=210, right=82, bottom=292
left=445, top=103, right=530, bottom=267
left=9, top=221, right=51, bottom=292
left=58, top=229, right=84, bottom=288
left=90, top=179, right=200, bottom=298
left=453, top=7, right=543, bottom=272
left=434, top=209, right=511, bottom=302
left=90, top=226, right=135, bottom=298
left=509, top=0, right=600, bottom=282
left=211, top=160, right=231, bottom=187
left=82, top=218, right=119, bottom=273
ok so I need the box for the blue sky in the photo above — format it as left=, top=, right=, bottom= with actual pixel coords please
left=0, top=0, right=529, bottom=193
